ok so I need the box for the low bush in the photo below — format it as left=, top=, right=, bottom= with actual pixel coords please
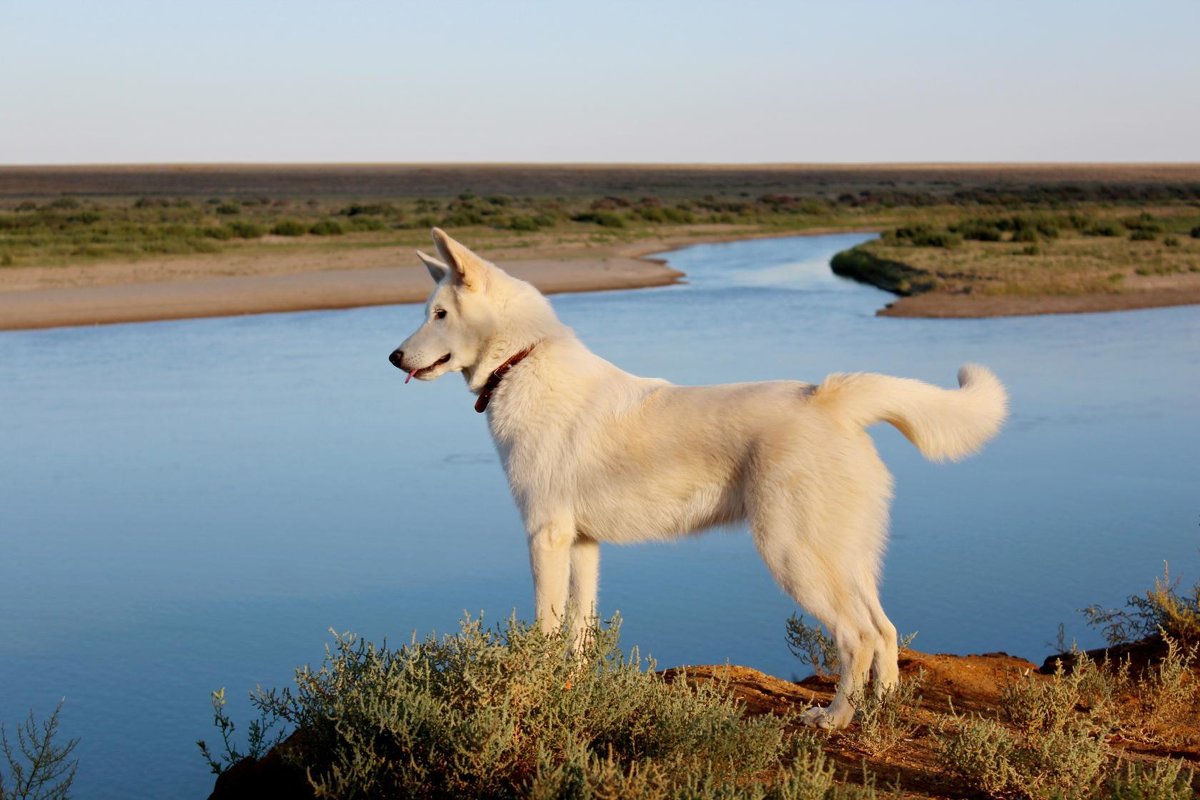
left=848, top=673, right=924, bottom=757
left=939, top=659, right=1112, bottom=799
left=308, top=219, right=344, bottom=236
left=890, top=224, right=961, bottom=248
left=953, top=219, right=1004, bottom=241
left=1122, top=213, right=1164, bottom=233
left=271, top=219, right=308, bottom=237
left=504, top=215, right=543, bottom=232
left=224, top=220, right=266, bottom=239
left=1083, top=563, right=1200, bottom=646
left=1084, top=221, right=1125, bottom=237
left=571, top=210, right=627, bottom=228
left=1104, top=757, right=1195, bottom=799
left=339, top=202, right=396, bottom=217
left=201, top=615, right=876, bottom=799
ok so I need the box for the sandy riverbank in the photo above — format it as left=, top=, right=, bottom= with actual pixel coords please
left=0, top=243, right=687, bottom=330
left=3, top=227, right=1199, bottom=329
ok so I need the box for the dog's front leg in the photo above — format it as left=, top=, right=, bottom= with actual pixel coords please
left=527, top=516, right=574, bottom=635
left=568, top=536, right=599, bottom=652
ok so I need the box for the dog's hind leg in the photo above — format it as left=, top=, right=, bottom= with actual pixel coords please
left=568, top=536, right=600, bottom=653
left=859, top=578, right=900, bottom=696
left=749, top=510, right=876, bottom=729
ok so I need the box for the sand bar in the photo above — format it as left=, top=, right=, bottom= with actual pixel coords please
left=0, top=254, right=682, bottom=330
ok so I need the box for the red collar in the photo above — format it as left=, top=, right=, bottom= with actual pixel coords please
left=474, top=346, right=535, bottom=413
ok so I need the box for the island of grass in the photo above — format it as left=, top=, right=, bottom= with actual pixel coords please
left=830, top=208, right=1200, bottom=317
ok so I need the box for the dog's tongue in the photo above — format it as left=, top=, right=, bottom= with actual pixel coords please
left=405, top=369, right=417, bottom=384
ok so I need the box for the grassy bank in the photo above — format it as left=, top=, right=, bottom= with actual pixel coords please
left=197, top=570, right=1200, bottom=800
left=828, top=207, right=1200, bottom=315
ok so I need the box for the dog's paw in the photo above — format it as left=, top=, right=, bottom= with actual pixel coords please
left=800, top=706, right=835, bottom=729
left=800, top=704, right=853, bottom=730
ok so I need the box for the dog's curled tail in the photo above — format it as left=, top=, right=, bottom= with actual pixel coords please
left=814, top=364, right=1008, bottom=462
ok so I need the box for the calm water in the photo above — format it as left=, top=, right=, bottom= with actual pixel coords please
left=2, top=233, right=1198, bottom=797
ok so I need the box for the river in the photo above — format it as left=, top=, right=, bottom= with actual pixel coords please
left=1, top=233, right=1197, bottom=797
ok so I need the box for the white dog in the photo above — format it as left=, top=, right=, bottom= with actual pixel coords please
left=390, top=229, right=1007, bottom=728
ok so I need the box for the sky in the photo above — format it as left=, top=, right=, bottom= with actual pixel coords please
left=2, top=0, right=1197, bottom=165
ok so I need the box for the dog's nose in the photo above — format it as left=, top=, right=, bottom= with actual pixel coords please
left=388, top=348, right=405, bottom=370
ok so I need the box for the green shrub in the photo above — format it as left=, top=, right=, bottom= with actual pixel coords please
left=571, top=210, right=627, bottom=228
left=1104, top=757, right=1195, bottom=800
left=936, top=713, right=1108, bottom=799
left=937, top=715, right=1023, bottom=797
left=1083, top=563, right=1200, bottom=645
left=215, top=202, right=241, bottom=215
left=1122, top=213, right=1164, bottom=233
left=505, top=215, right=543, bottom=232
left=785, top=613, right=839, bottom=677
left=224, top=220, right=266, bottom=239
left=441, top=210, right=486, bottom=227
left=954, top=220, right=1004, bottom=242
left=1, top=700, right=79, bottom=800
left=1013, top=228, right=1041, bottom=244
left=849, top=673, right=924, bottom=757
left=938, top=651, right=1124, bottom=798
left=891, top=224, right=961, bottom=248
left=1163, top=236, right=1180, bottom=247
left=308, top=219, right=344, bottom=236
left=1001, top=654, right=1118, bottom=739
left=662, top=206, right=696, bottom=224
left=1191, top=226, right=1200, bottom=239
left=346, top=217, right=388, bottom=232
left=634, top=206, right=667, bottom=223
left=339, top=202, right=396, bottom=217
left=271, top=219, right=308, bottom=237
left=1130, top=229, right=1157, bottom=241
left=202, top=615, right=866, bottom=799
left=1084, top=221, right=1125, bottom=237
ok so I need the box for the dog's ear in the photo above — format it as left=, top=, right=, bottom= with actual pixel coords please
left=431, top=227, right=487, bottom=290
left=416, top=250, right=450, bottom=283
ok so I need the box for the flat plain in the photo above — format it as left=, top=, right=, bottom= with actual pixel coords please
left=1, top=163, right=1198, bottom=326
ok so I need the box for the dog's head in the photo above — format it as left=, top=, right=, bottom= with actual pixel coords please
left=389, top=228, right=503, bottom=383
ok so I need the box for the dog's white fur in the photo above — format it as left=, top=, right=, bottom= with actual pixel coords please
left=393, top=228, right=1008, bottom=728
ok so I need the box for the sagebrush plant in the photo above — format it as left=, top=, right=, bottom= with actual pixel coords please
left=1104, top=635, right=1200, bottom=747
left=785, top=613, right=841, bottom=678
left=1103, top=757, right=1195, bottom=800
left=940, top=635, right=1200, bottom=799
left=1083, top=563, right=1200, bottom=646
left=0, top=700, right=79, bottom=800
left=197, top=687, right=287, bottom=775
left=999, top=654, right=1119, bottom=739
left=203, top=614, right=878, bottom=799
left=846, top=671, right=924, bottom=757
left=938, top=656, right=1114, bottom=799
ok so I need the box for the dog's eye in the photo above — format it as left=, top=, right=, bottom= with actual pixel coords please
left=433, top=308, right=447, bottom=320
